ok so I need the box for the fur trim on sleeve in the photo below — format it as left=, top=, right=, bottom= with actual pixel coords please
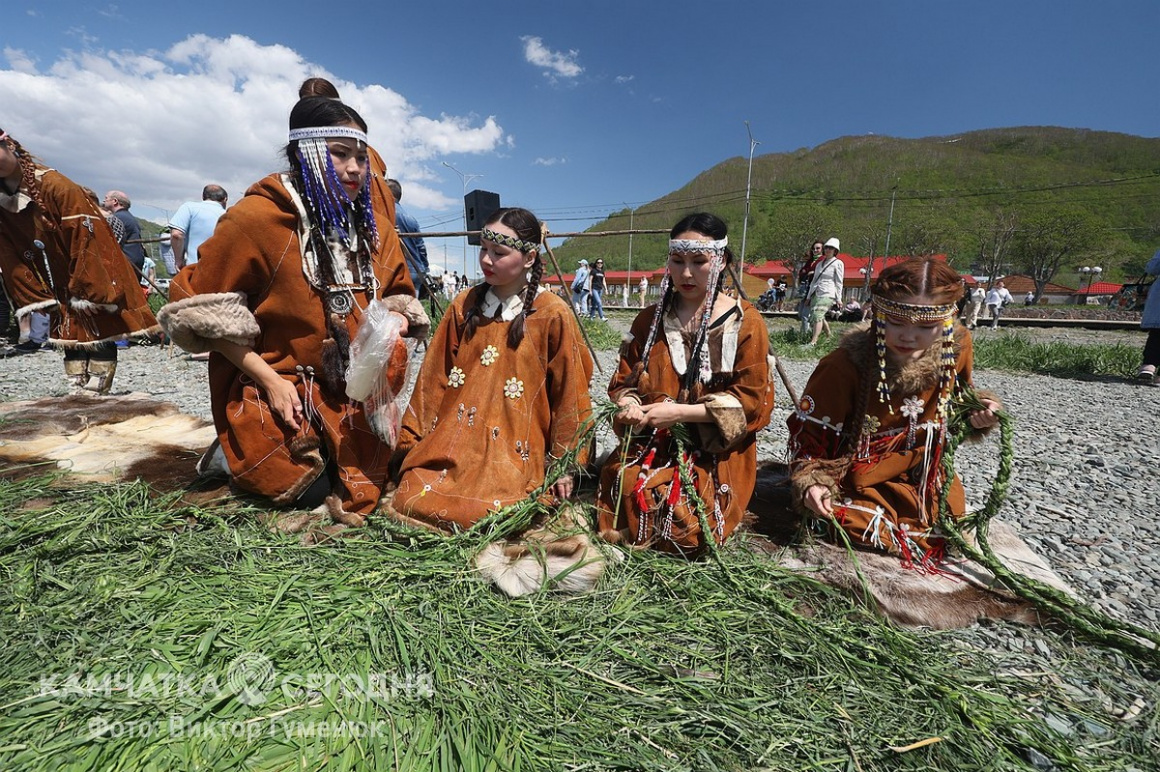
left=15, top=299, right=59, bottom=318
left=157, top=291, right=260, bottom=353
left=789, top=456, right=851, bottom=517
left=381, top=293, right=431, bottom=341
left=70, top=298, right=119, bottom=314
left=696, top=393, right=747, bottom=453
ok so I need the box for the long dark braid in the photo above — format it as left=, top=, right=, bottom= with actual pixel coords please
left=508, top=255, right=544, bottom=348
left=1, top=133, right=52, bottom=230
left=461, top=282, right=491, bottom=342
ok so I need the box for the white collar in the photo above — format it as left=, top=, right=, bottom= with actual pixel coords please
left=481, top=286, right=540, bottom=321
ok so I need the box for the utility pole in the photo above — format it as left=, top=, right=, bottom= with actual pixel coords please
left=624, top=202, right=634, bottom=283
left=875, top=183, right=898, bottom=292
left=442, top=161, right=483, bottom=277
left=739, top=121, right=760, bottom=270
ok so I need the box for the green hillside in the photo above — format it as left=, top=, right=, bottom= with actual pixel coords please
left=556, top=127, right=1160, bottom=288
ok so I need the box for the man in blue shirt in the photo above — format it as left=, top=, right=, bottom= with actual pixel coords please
left=170, top=185, right=228, bottom=270
left=387, top=179, right=429, bottom=298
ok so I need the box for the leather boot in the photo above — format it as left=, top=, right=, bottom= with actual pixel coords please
left=63, top=358, right=89, bottom=391
left=85, top=357, right=117, bottom=395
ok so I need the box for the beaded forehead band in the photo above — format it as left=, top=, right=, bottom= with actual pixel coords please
left=481, top=228, right=539, bottom=253
left=873, top=299, right=958, bottom=418
left=288, top=126, right=368, bottom=145
left=290, top=126, right=377, bottom=251
left=873, top=296, right=958, bottom=323
left=669, top=237, right=728, bottom=256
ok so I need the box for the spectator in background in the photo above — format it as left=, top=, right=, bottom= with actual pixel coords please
left=805, top=237, right=843, bottom=346
left=572, top=259, right=590, bottom=315
left=985, top=280, right=1013, bottom=329
left=170, top=184, right=228, bottom=270
left=1135, top=249, right=1160, bottom=385
left=589, top=259, right=607, bottom=319
left=386, top=178, right=429, bottom=298
left=159, top=228, right=176, bottom=276
left=964, top=285, right=986, bottom=329
left=797, top=240, right=824, bottom=336
left=1024, top=290, right=1035, bottom=306
left=638, top=274, right=649, bottom=307
left=104, top=190, right=146, bottom=274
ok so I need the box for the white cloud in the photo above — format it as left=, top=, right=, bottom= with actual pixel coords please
left=0, top=34, right=508, bottom=221
left=3, top=47, right=37, bottom=74
left=533, top=157, right=566, bottom=166
left=614, top=75, right=634, bottom=84
left=520, top=36, right=582, bottom=82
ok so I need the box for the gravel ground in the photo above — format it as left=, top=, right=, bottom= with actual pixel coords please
left=2, top=323, right=1158, bottom=635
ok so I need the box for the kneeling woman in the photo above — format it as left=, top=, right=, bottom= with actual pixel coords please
left=393, top=207, right=593, bottom=525
left=596, top=213, right=774, bottom=555
left=159, top=96, right=426, bottom=519
left=787, top=257, right=1000, bottom=568
left=391, top=208, right=602, bottom=595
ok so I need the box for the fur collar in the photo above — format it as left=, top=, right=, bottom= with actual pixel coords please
left=839, top=323, right=964, bottom=397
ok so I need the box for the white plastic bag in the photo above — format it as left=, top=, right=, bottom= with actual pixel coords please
left=345, top=300, right=411, bottom=446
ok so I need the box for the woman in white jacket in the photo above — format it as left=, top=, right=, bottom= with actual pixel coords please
left=806, top=237, right=844, bottom=345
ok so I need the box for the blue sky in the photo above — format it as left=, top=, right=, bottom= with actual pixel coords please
left=2, top=0, right=1157, bottom=275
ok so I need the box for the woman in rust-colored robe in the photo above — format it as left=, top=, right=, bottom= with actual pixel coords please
left=788, top=257, right=1001, bottom=570
left=0, top=129, right=157, bottom=393
left=158, top=97, right=425, bottom=519
left=596, top=213, right=774, bottom=555
left=393, top=208, right=594, bottom=530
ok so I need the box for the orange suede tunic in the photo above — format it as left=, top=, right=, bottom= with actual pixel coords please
left=787, top=326, right=985, bottom=566
left=0, top=168, right=157, bottom=346
left=164, top=173, right=414, bottom=515
left=596, top=299, right=774, bottom=554
left=394, top=288, right=594, bottom=530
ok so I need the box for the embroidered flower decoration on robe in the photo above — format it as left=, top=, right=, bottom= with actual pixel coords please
left=480, top=345, right=499, bottom=366
left=503, top=377, right=524, bottom=400
left=900, top=396, right=925, bottom=421
left=862, top=415, right=881, bottom=435
left=448, top=367, right=466, bottom=388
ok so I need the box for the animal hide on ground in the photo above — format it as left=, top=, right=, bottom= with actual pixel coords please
left=474, top=503, right=618, bottom=598
left=749, top=464, right=1075, bottom=629
left=0, top=394, right=216, bottom=491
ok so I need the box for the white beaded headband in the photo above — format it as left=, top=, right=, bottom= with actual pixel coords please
left=669, top=237, right=728, bottom=256
left=288, top=126, right=367, bottom=144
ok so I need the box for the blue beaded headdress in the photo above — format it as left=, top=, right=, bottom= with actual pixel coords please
left=290, top=129, right=378, bottom=252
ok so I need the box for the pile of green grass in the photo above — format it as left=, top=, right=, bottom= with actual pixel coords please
left=1, top=471, right=1156, bottom=770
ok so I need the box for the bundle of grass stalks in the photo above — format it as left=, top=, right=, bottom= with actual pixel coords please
left=0, top=470, right=1157, bottom=771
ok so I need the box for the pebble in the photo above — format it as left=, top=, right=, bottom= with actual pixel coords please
left=1, top=322, right=1158, bottom=634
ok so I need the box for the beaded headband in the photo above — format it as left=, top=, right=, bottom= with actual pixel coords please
left=480, top=228, right=539, bottom=253
left=289, top=126, right=368, bottom=144
left=873, top=296, right=957, bottom=323
left=669, top=237, right=727, bottom=256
